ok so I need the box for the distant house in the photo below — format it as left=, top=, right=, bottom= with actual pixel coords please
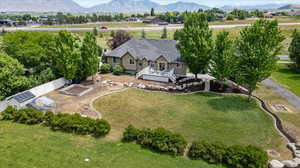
left=126, top=17, right=140, bottom=22
left=263, top=13, right=273, bottom=18
left=103, top=38, right=187, bottom=83
left=142, top=16, right=163, bottom=24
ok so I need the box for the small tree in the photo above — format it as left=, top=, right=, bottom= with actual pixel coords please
left=93, top=27, right=98, bottom=36
left=80, top=32, right=100, bottom=81
left=289, top=29, right=300, bottom=71
left=161, top=27, right=168, bottom=39
left=176, top=12, right=214, bottom=78
left=107, top=30, right=132, bottom=49
left=236, top=19, right=284, bottom=97
left=151, top=8, right=155, bottom=16
left=141, top=29, right=146, bottom=38
left=210, top=31, right=235, bottom=87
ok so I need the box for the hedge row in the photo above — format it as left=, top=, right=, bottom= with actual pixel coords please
left=99, top=63, right=124, bottom=75
left=123, top=125, right=268, bottom=168
left=1, top=106, right=110, bottom=137
left=123, top=125, right=187, bottom=156
left=188, top=141, right=268, bottom=168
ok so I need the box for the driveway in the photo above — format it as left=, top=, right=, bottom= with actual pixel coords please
left=262, top=78, right=300, bottom=112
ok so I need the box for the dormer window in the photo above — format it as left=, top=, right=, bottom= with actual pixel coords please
left=130, top=59, right=134, bottom=64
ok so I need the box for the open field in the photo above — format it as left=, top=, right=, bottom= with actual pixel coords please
left=271, top=64, right=300, bottom=97
left=0, top=121, right=223, bottom=168
left=93, top=88, right=287, bottom=156
left=38, top=22, right=151, bottom=28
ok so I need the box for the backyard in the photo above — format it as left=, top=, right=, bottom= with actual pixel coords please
left=93, top=88, right=288, bottom=156
left=0, top=121, right=224, bottom=168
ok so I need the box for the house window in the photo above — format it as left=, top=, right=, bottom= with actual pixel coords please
left=113, top=57, right=117, bottom=63
left=176, top=63, right=180, bottom=67
left=130, top=59, right=134, bottom=64
left=139, top=62, right=143, bottom=66
left=159, top=63, right=166, bottom=71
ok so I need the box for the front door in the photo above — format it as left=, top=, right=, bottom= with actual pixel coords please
left=159, top=63, right=166, bottom=71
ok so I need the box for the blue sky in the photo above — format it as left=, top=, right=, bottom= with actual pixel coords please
left=73, top=0, right=300, bottom=7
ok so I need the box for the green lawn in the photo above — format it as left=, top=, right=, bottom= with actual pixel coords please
left=272, top=64, right=300, bottom=97
left=39, top=22, right=149, bottom=28
left=0, top=121, right=224, bottom=168
left=93, top=89, right=283, bottom=150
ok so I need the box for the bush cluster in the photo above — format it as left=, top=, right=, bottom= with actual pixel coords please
left=188, top=141, right=268, bottom=168
left=112, top=65, right=124, bottom=75
left=99, top=63, right=112, bottom=74
left=1, top=107, right=110, bottom=137
left=123, top=125, right=187, bottom=156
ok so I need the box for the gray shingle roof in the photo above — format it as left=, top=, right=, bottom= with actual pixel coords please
left=105, top=38, right=183, bottom=62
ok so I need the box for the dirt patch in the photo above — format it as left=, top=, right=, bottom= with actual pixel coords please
left=67, top=86, right=89, bottom=95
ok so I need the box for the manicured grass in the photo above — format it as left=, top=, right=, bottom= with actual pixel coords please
left=0, top=121, right=224, bottom=168
left=272, top=64, right=300, bottom=97
left=93, top=89, right=283, bottom=150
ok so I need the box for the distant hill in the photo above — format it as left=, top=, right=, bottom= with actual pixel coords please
left=0, top=0, right=83, bottom=12
left=222, top=4, right=287, bottom=11
left=279, top=4, right=300, bottom=10
left=90, top=0, right=209, bottom=13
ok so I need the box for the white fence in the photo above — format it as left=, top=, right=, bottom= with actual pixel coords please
left=0, top=77, right=69, bottom=112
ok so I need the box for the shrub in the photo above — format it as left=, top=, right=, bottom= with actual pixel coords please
left=188, top=141, right=268, bottom=168
left=99, top=63, right=112, bottom=74
left=13, top=108, right=44, bottom=125
left=225, top=145, right=268, bottom=168
left=188, top=141, right=227, bottom=164
left=112, top=64, right=124, bottom=75
left=43, top=111, right=55, bottom=126
left=48, top=113, right=110, bottom=136
left=93, top=119, right=111, bottom=137
left=122, top=125, right=141, bottom=142
left=1, top=106, right=17, bottom=120
left=129, top=127, right=187, bottom=156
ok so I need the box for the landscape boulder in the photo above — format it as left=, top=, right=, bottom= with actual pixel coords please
left=282, top=160, right=298, bottom=168
left=269, top=160, right=284, bottom=168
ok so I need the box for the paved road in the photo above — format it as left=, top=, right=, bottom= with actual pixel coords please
left=3, top=22, right=300, bottom=32
left=262, top=78, right=300, bottom=112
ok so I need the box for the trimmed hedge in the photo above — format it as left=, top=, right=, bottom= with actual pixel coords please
left=188, top=141, right=268, bottom=168
left=99, top=63, right=112, bottom=74
left=1, top=106, right=110, bottom=137
left=123, top=125, right=187, bottom=156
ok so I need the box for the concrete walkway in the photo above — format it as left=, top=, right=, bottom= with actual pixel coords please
left=262, top=78, right=300, bottom=112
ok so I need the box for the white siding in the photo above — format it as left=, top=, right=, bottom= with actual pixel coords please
left=143, top=74, right=169, bottom=83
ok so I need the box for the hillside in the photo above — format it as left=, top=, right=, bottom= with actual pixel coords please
left=90, top=0, right=209, bottom=13
left=0, top=0, right=83, bottom=12
left=279, top=4, right=300, bottom=10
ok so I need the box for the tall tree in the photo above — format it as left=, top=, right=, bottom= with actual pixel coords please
left=151, top=8, right=155, bottom=16
left=107, top=30, right=132, bottom=49
left=54, top=31, right=81, bottom=80
left=2, top=31, right=56, bottom=71
left=80, top=32, right=100, bottom=81
left=289, top=29, right=300, bottom=71
left=210, top=31, right=235, bottom=84
left=176, top=13, right=214, bottom=78
left=161, top=27, right=168, bottom=39
left=0, top=53, right=29, bottom=100
left=236, top=19, right=284, bottom=96
left=141, top=29, right=146, bottom=38
left=93, top=27, right=98, bottom=36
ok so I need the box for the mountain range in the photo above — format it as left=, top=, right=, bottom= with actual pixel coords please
left=0, top=0, right=209, bottom=13
left=0, top=0, right=299, bottom=13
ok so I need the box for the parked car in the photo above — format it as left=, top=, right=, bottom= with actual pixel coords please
left=99, top=26, right=108, bottom=30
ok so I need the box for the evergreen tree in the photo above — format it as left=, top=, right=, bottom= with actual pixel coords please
left=141, top=29, right=146, bottom=38
left=151, top=8, right=155, bottom=16
left=161, top=27, right=168, bottom=39
left=93, top=27, right=98, bottom=36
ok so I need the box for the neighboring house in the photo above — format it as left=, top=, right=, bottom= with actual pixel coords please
left=103, top=38, right=187, bottom=83
left=142, top=16, right=163, bottom=24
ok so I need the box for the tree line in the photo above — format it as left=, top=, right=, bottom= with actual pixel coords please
left=175, top=12, right=285, bottom=97
left=0, top=31, right=101, bottom=100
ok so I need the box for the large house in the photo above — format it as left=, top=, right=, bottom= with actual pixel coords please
left=103, top=38, right=187, bottom=83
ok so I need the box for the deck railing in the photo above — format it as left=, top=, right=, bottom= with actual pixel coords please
left=136, top=66, right=177, bottom=83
